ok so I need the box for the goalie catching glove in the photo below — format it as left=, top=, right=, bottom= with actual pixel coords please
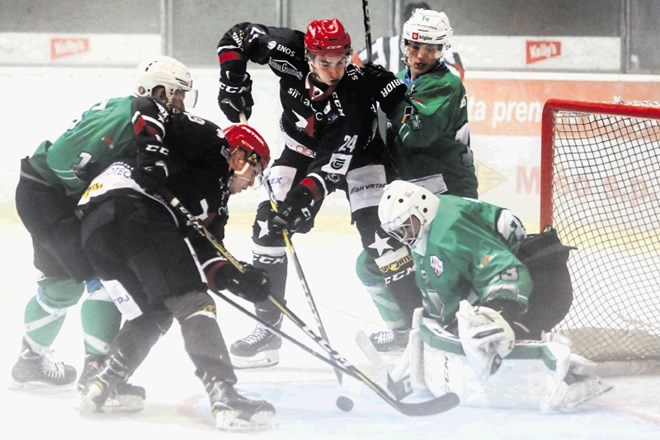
left=361, top=63, right=407, bottom=115
left=218, top=70, right=254, bottom=122
left=456, top=300, right=516, bottom=381
left=205, top=260, right=270, bottom=303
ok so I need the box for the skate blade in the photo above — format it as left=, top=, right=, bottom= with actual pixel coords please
left=215, top=409, right=277, bottom=432
left=7, top=380, right=75, bottom=392
left=230, top=350, right=279, bottom=370
left=77, top=383, right=105, bottom=416
left=102, top=395, right=145, bottom=413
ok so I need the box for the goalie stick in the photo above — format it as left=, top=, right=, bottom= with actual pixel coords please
left=215, top=289, right=459, bottom=416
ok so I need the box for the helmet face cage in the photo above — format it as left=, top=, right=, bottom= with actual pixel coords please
left=381, top=212, right=424, bottom=248
left=304, top=19, right=352, bottom=59
left=400, top=9, right=453, bottom=60
left=223, top=123, right=271, bottom=170
left=379, top=181, right=439, bottom=247
left=134, top=56, right=197, bottom=108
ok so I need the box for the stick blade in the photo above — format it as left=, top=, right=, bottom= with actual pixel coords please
left=395, top=392, right=460, bottom=417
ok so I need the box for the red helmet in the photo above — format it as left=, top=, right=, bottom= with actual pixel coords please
left=223, top=124, right=271, bottom=169
left=304, top=19, right=352, bottom=57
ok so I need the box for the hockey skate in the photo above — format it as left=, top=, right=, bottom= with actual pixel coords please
left=369, top=329, right=409, bottom=352
left=230, top=321, right=282, bottom=369
left=207, top=380, right=276, bottom=431
left=78, top=354, right=145, bottom=415
left=10, top=339, right=76, bottom=387
left=77, top=355, right=146, bottom=413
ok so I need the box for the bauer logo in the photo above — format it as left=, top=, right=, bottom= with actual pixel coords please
left=50, top=37, right=90, bottom=60
left=526, top=40, right=561, bottom=64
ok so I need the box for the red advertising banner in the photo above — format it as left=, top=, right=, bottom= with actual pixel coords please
left=464, top=76, right=659, bottom=136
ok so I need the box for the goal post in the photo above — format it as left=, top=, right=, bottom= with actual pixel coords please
left=540, top=99, right=660, bottom=373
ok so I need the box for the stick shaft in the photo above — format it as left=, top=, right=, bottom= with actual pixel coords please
left=362, top=0, right=373, bottom=62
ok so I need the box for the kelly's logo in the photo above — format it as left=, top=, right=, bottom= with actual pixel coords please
left=526, top=40, right=561, bottom=64
left=50, top=37, right=89, bottom=60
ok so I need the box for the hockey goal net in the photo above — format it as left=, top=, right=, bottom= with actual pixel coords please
left=540, top=99, right=660, bottom=372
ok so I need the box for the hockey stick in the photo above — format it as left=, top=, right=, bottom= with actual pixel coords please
left=215, top=288, right=459, bottom=416
left=262, top=178, right=351, bottom=399
left=156, top=185, right=458, bottom=414
left=156, top=187, right=246, bottom=273
left=362, top=0, right=373, bottom=62
left=240, top=112, right=341, bottom=374
left=263, top=178, right=331, bottom=347
left=266, top=294, right=459, bottom=416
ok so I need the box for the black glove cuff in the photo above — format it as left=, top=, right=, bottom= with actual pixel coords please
left=482, top=299, right=522, bottom=325
left=207, top=261, right=234, bottom=291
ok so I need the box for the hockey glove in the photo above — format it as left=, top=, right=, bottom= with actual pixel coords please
left=361, top=63, right=407, bottom=115
left=132, top=150, right=170, bottom=191
left=218, top=71, right=254, bottom=122
left=269, top=183, right=316, bottom=235
left=208, top=261, right=270, bottom=303
left=456, top=300, right=515, bottom=381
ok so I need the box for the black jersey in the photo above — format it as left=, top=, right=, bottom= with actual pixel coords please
left=218, top=22, right=384, bottom=192
left=218, top=24, right=312, bottom=147
left=78, top=111, right=232, bottom=224
left=166, top=111, right=232, bottom=220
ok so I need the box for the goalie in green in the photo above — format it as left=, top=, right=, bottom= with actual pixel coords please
left=369, top=180, right=611, bottom=411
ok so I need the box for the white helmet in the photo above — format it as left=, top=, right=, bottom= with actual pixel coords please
left=134, top=55, right=197, bottom=108
left=378, top=180, right=440, bottom=247
left=400, top=9, right=453, bottom=60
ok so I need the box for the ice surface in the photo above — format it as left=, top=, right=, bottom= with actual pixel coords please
left=0, top=65, right=658, bottom=439
left=1, top=224, right=659, bottom=439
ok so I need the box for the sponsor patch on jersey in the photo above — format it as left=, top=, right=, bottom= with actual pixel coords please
left=379, top=253, right=414, bottom=273
left=430, top=255, right=443, bottom=277
left=269, top=58, right=304, bottom=80
left=321, top=153, right=351, bottom=175
left=479, top=254, right=495, bottom=267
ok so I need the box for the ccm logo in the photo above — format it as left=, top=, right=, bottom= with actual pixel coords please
left=526, top=40, right=561, bottom=64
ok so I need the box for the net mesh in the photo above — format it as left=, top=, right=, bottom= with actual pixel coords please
left=546, top=101, right=660, bottom=362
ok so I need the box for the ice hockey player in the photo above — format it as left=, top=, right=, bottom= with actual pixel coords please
left=75, top=103, right=277, bottom=431
left=216, top=18, right=411, bottom=368
left=356, top=7, right=477, bottom=353
left=375, top=180, right=611, bottom=411
left=9, top=55, right=198, bottom=410
left=353, top=2, right=465, bottom=81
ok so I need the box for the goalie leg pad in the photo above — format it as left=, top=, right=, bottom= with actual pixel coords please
left=421, top=320, right=612, bottom=411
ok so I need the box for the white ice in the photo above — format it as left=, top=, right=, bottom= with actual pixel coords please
left=1, top=67, right=658, bottom=439
left=1, top=223, right=659, bottom=440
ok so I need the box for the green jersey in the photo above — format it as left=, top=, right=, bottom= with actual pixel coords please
left=411, top=195, right=532, bottom=325
left=389, top=65, right=477, bottom=198
left=28, top=95, right=168, bottom=197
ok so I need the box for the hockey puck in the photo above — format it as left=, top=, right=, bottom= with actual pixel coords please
left=335, top=395, right=354, bottom=412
